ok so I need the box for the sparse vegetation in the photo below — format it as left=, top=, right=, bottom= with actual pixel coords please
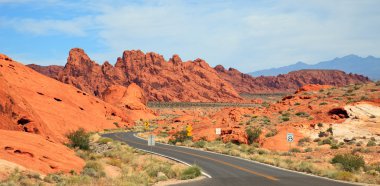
left=180, top=165, right=201, bottom=180
left=169, top=130, right=192, bottom=145
left=246, top=127, right=261, bottom=144
left=265, top=129, right=278, bottom=137
left=331, top=153, right=365, bottom=172
left=193, top=140, right=206, bottom=148
left=298, top=137, right=311, bottom=146
left=66, top=128, right=90, bottom=150
left=367, top=140, right=376, bottom=147
left=290, top=148, right=301, bottom=153
left=98, top=137, right=113, bottom=144
left=295, top=112, right=310, bottom=117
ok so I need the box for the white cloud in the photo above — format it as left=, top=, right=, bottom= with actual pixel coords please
left=1, top=16, right=94, bottom=36
left=89, top=0, right=380, bottom=71
left=2, top=0, right=380, bottom=72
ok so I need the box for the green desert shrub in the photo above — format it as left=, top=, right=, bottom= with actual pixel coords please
left=98, top=137, right=113, bottom=144
left=322, top=138, right=332, bottom=145
left=44, top=173, right=63, bottom=183
left=113, top=122, right=119, bottom=127
left=330, top=144, right=339, bottom=149
left=290, top=148, right=301, bottom=153
left=81, top=161, right=105, bottom=178
left=304, top=147, right=313, bottom=152
left=295, top=112, right=310, bottom=117
left=367, top=140, right=376, bottom=147
left=295, top=162, right=314, bottom=173
left=180, top=165, right=201, bottom=180
left=66, top=128, right=90, bottom=150
left=261, top=116, right=271, bottom=125
left=261, top=102, right=270, bottom=108
left=144, top=160, right=172, bottom=178
left=332, top=171, right=354, bottom=181
left=168, top=130, right=192, bottom=145
left=331, top=153, right=365, bottom=172
left=265, top=129, right=278, bottom=137
left=298, top=137, right=311, bottom=146
left=246, top=127, right=261, bottom=145
left=193, top=140, right=206, bottom=148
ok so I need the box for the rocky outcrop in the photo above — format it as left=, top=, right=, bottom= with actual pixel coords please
left=26, top=64, right=63, bottom=80
left=115, top=50, right=241, bottom=102
left=0, top=54, right=155, bottom=174
left=102, top=84, right=155, bottom=121
left=0, top=130, right=85, bottom=174
left=28, top=48, right=242, bottom=102
left=215, top=65, right=371, bottom=94
left=294, top=84, right=332, bottom=94
left=0, top=55, right=130, bottom=142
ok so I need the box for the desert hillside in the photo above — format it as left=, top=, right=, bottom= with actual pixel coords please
left=0, top=53, right=152, bottom=174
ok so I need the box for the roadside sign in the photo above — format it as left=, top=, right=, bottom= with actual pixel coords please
left=286, top=133, right=294, bottom=142
left=215, top=128, right=221, bottom=135
left=186, top=125, right=193, bottom=137
left=144, top=121, right=150, bottom=130
left=148, top=135, right=155, bottom=146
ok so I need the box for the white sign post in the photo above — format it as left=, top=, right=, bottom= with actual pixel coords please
left=287, top=133, right=294, bottom=151
left=148, top=135, right=155, bottom=146
left=215, top=128, right=221, bottom=135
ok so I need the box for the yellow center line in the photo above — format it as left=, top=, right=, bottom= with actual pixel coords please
left=114, top=133, right=278, bottom=181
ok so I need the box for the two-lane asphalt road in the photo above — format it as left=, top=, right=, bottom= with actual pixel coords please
left=103, top=132, right=358, bottom=186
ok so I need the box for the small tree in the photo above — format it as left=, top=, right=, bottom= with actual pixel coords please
left=66, top=128, right=90, bottom=150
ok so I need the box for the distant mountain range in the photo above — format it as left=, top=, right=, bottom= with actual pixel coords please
left=249, top=55, right=380, bottom=80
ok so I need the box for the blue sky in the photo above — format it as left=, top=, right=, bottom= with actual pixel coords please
left=0, top=0, right=379, bottom=72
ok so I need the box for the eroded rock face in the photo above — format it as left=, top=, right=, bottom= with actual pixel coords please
left=28, top=48, right=242, bottom=102
left=0, top=53, right=131, bottom=142
left=0, top=54, right=146, bottom=174
left=103, top=83, right=148, bottom=110
left=215, top=65, right=370, bottom=94
left=0, top=130, right=85, bottom=174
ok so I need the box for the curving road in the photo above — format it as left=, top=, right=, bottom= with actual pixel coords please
left=102, top=132, right=358, bottom=186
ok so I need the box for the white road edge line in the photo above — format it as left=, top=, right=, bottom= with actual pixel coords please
left=114, top=134, right=212, bottom=178
left=133, top=133, right=368, bottom=186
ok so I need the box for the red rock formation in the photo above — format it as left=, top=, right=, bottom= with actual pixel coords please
left=0, top=53, right=153, bottom=174
left=115, top=50, right=241, bottom=102
left=28, top=48, right=242, bottom=102
left=102, top=84, right=155, bottom=121
left=0, top=130, right=85, bottom=174
left=28, top=48, right=370, bottom=102
left=25, top=64, right=63, bottom=79
left=0, top=55, right=129, bottom=142
left=295, top=84, right=332, bottom=94
left=215, top=65, right=370, bottom=94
